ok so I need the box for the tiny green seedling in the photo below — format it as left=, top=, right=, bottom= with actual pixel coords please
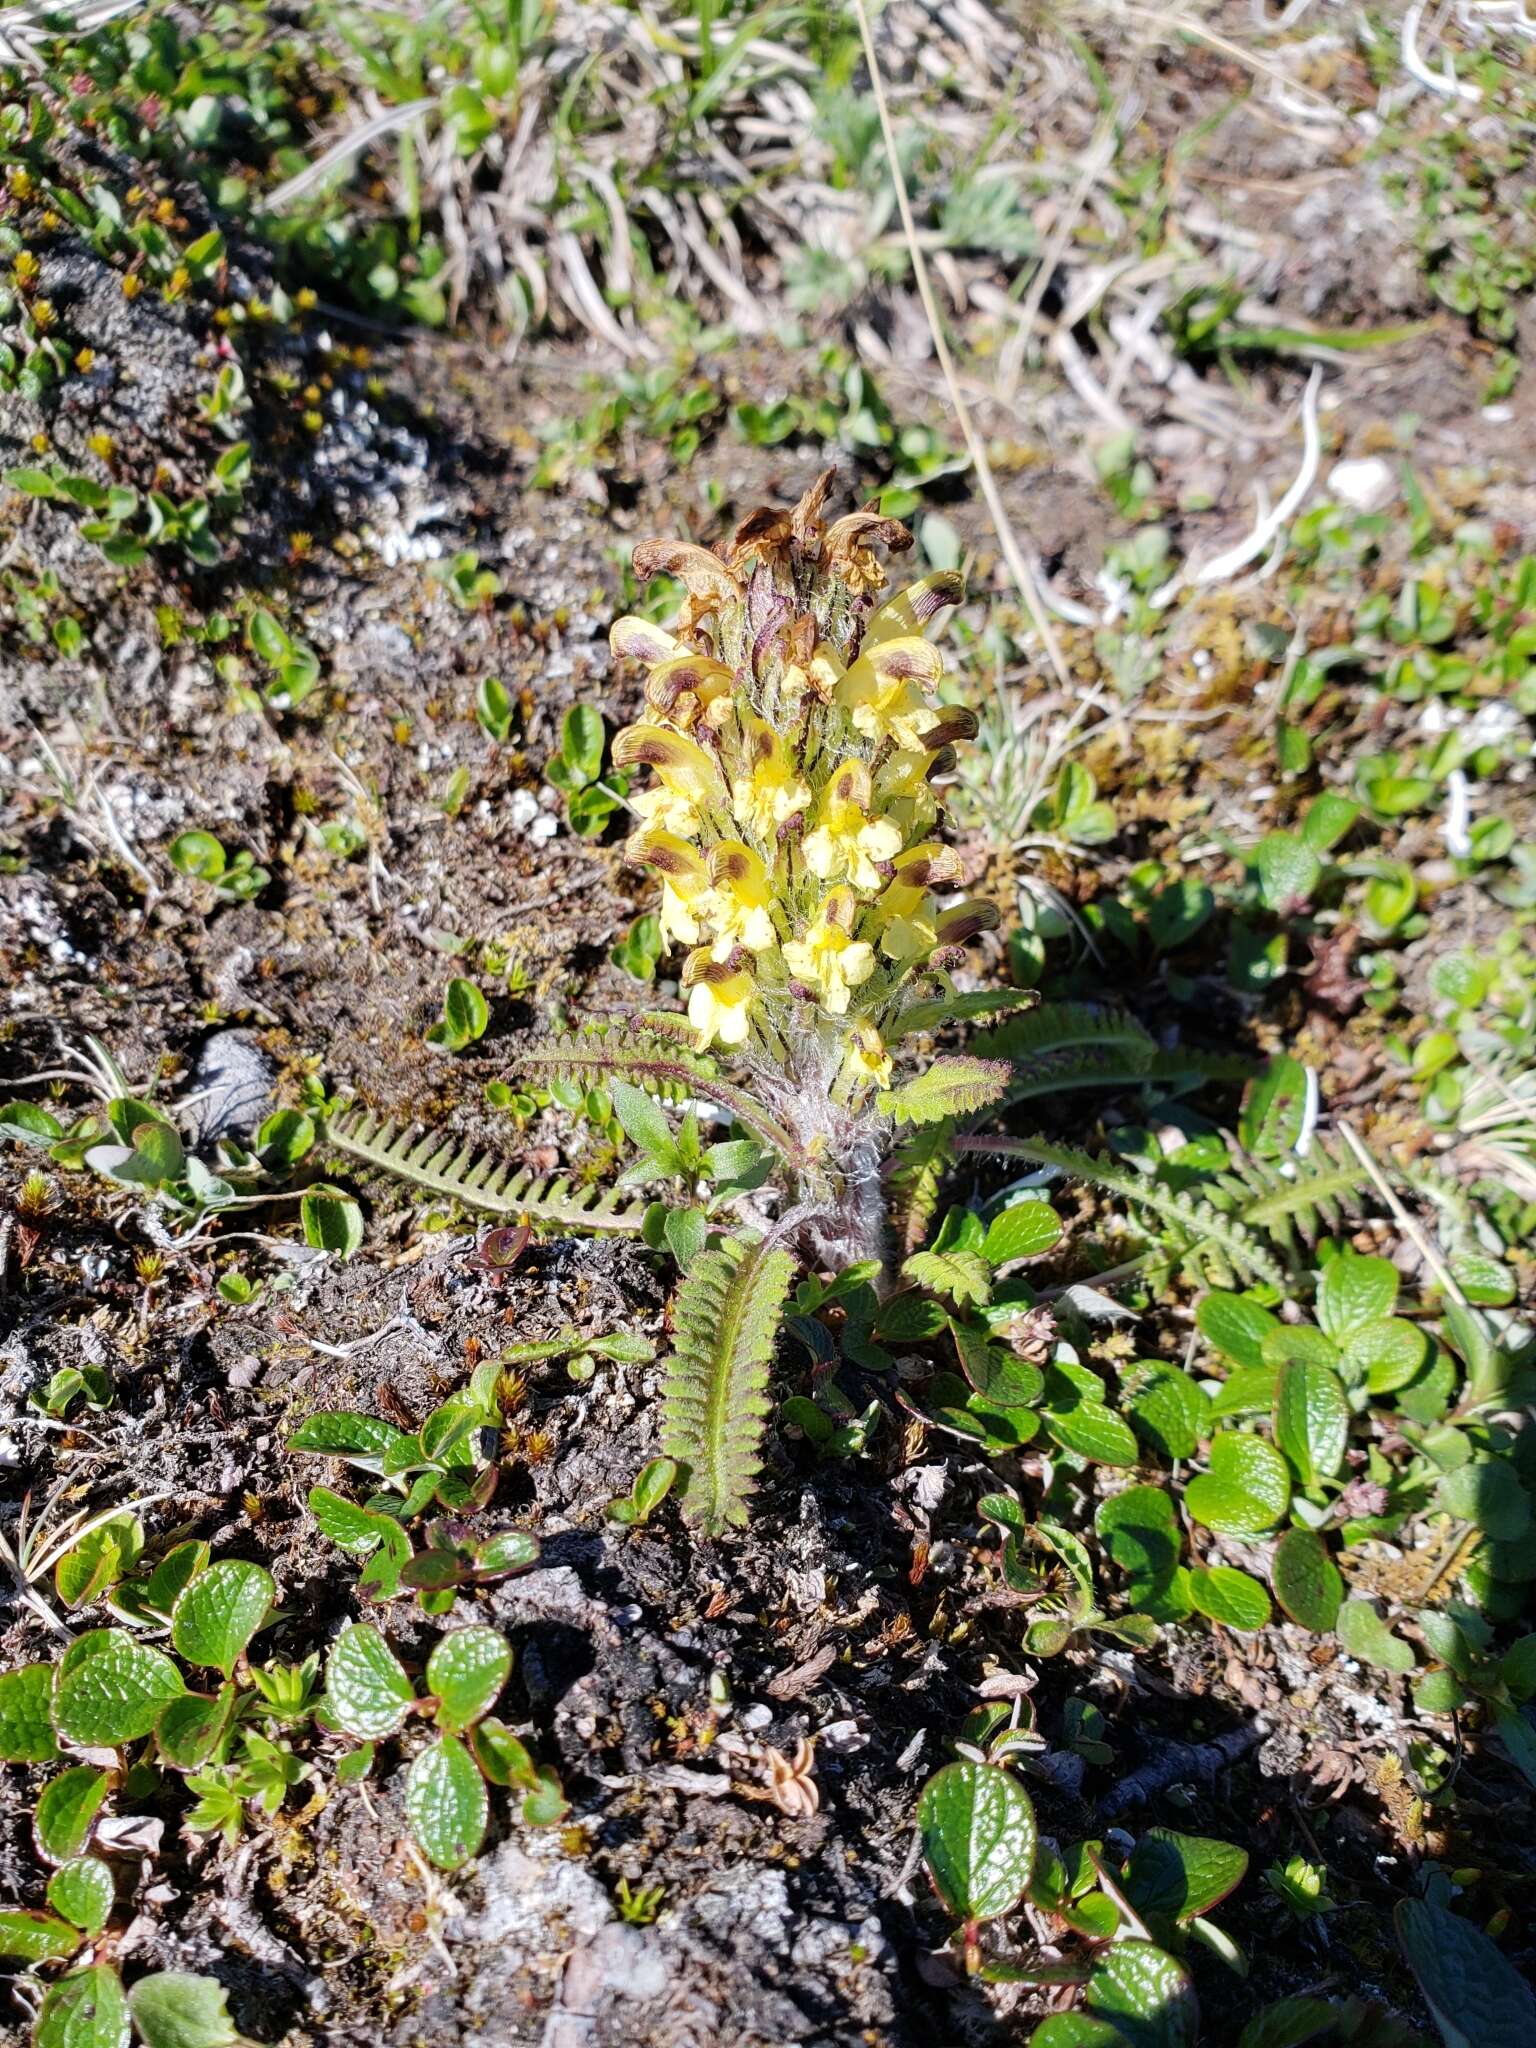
left=606, top=1456, right=678, bottom=1527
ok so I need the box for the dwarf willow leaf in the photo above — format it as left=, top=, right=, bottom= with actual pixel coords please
left=1271, top=1528, right=1342, bottom=1632
left=300, top=1185, right=364, bottom=1257
left=0, top=1908, right=82, bottom=1962
left=1437, top=1459, right=1532, bottom=1539
left=1190, top=1566, right=1271, bottom=1632
left=1185, top=1432, right=1290, bottom=1535
left=1084, top=1940, right=1199, bottom=2043
left=324, top=1623, right=416, bottom=1739
left=405, top=1733, right=489, bottom=1870
left=127, top=1970, right=242, bottom=2048
left=53, top=1632, right=186, bottom=1747
left=1344, top=1316, right=1431, bottom=1394
left=46, top=1858, right=114, bottom=1938
left=35, top=1767, right=109, bottom=1863
left=170, top=1561, right=275, bottom=1678
left=1395, top=1897, right=1536, bottom=2048
left=918, top=1760, right=1036, bottom=1923
left=1029, top=2019, right=1127, bottom=2047
left=1123, top=1363, right=1209, bottom=1463
left=1336, top=1599, right=1415, bottom=1674
left=157, top=1687, right=237, bottom=1772
left=1316, top=1251, right=1397, bottom=1341
left=289, top=1411, right=414, bottom=1465
left=1196, top=1292, right=1281, bottom=1371
left=425, top=1627, right=512, bottom=1734
left=1044, top=1398, right=1139, bottom=1467
left=0, top=1661, right=60, bottom=1762
left=1274, top=1358, right=1349, bottom=1492
left=1123, top=1829, right=1248, bottom=1923
left=308, top=1487, right=400, bottom=1556
left=982, top=1201, right=1063, bottom=1266
left=35, top=1965, right=130, bottom=2048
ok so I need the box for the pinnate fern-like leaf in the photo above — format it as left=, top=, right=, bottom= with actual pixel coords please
left=323, top=1104, right=650, bottom=1231
left=517, top=1026, right=796, bottom=1160
left=976, top=1002, right=1252, bottom=1107
left=659, top=1234, right=795, bottom=1535
left=880, top=1056, right=1010, bottom=1128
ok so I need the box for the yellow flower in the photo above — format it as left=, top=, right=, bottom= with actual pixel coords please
left=707, top=841, right=775, bottom=953
left=802, top=759, right=903, bottom=894
left=644, top=652, right=734, bottom=732
left=834, top=635, right=944, bottom=750
left=862, top=571, right=965, bottom=647
left=632, top=830, right=713, bottom=947
left=782, top=641, right=843, bottom=705
left=875, top=843, right=962, bottom=964
left=842, top=1021, right=892, bottom=1093
left=783, top=889, right=876, bottom=1016
left=614, top=723, right=723, bottom=842
left=731, top=712, right=809, bottom=842
left=683, top=954, right=755, bottom=1050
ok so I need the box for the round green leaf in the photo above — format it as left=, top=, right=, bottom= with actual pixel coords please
left=1197, top=1291, right=1281, bottom=1370
left=1045, top=1399, right=1139, bottom=1467
left=1190, top=1566, right=1271, bottom=1632
left=1124, top=1364, right=1209, bottom=1462
left=157, top=1687, right=237, bottom=1772
left=1437, top=1459, right=1532, bottom=1540
left=983, top=1201, right=1063, bottom=1266
left=1030, top=2020, right=1127, bottom=2047
left=1096, top=1486, right=1181, bottom=1582
left=1185, top=1432, right=1290, bottom=1535
left=300, top=1185, right=364, bottom=1258
left=324, top=1623, right=416, bottom=1739
left=1123, top=1827, right=1249, bottom=1922
left=425, top=1627, right=512, bottom=1734
left=1271, top=1528, right=1343, bottom=1632
left=53, top=1632, right=185, bottom=1747
left=1316, top=1252, right=1398, bottom=1341
left=0, top=1661, right=61, bottom=1762
left=35, top=1965, right=130, bottom=2048
left=1255, top=831, right=1321, bottom=910
left=405, top=1733, right=490, bottom=1871
left=1343, top=1317, right=1431, bottom=1395
left=35, top=1767, right=110, bottom=1863
left=47, top=1858, right=114, bottom=1938
left=1084, top=1940, right=1198, bottom=2045
left=1274, top=1358, right=1349, bottom=1492
left=917, top=1760, right=1036, bottom=1923
left=0, top=1908, right=82, bottom=1962
left=127, top=1971, right=242, bottom=2048
left=171, top=1561, right=275, bottom=1678
left=1395, top=1897, right=1536, bottom=2048
left=1336, top=1598, right=1415, bottom=1674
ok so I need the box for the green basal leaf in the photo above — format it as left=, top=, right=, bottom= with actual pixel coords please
left=0, top=1661, right=60, bottom=1762
left=35, top=1766, right=110, bottom=1863
left=405, top=1733, right=490, bottom=1871
left=46, top=1857, right=114, bottom=1938
left=1124, top=1363, right=1208, bottom=1462
left=1185, top=1433, right=1291, bottom=1535
left=289, top=1412, right=414, bottom=1464
left=917, top=1760, right=1036, bottom=1923
left=425, top=1627, right=512, bottom=1734
left=170, top=1560, right=275, bottom=1678
left=1271, top=1528, right=1342, bottom=1632
left=126, top=1971, right=243, bottom=2048
left=1044, top=1399, right=1139, bottom=1467
left=324, top=1622, right=416, bottom=1739
left=1029, top=2019, right=1127, bottom=2047
left=1343, top=1316, right=1432, bottom=1394
left=157, top=1687, right=237, bottom=1772
left=35, top=1965, right=130, bottom=2048
left=300, top=1185, right=365, bottom=1257
left=1189, top=1566, right=1271, bottom=1632
left=53, top=1632, right=186, bottom=1747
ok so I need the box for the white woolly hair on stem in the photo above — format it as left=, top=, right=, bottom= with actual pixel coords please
left=1150, top=366, right=1323, bottom=610
left=849, top=0, right=1071, bottom=693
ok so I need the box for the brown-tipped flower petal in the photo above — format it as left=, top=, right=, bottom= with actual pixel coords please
left=631, top=540, right=741, bottom=609
left=935, top=899, right=1001, bottom=947
left=610, top=615, right=683, bottom=667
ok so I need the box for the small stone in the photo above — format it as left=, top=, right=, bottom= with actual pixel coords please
left=1328, top=457, right=1394, bottom=514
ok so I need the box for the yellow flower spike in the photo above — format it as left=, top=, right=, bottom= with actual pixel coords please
left=631, top=830, right=714, bottom=947
left=834, top=635, right=945, bottom=749
left=682, top=952, right=755, bottom=1050
left=614, top=723, right=723, bottom=841
left=731, top=712, right=810, bottom=842
left=782, top=889, right=876, bottom=1016
left=842, top=1021, right=893, bottom=1094
left=874, top=842, right=963, bottom=963
left=802, top=759, right=903, bottom=894
left=863, top=571, right=965, bottom=646
left=644, top=653, right=734, bottom=733
left=610, top=616, right=683, bottom=667
left=707, top=841, right=776, bottom=953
